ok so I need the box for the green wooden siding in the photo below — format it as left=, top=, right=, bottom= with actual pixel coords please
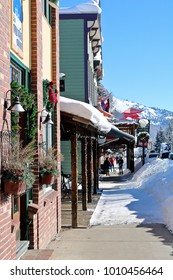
left=60, top=19, right=85, bottom=102
left=61, top=141, right=81, bottom=175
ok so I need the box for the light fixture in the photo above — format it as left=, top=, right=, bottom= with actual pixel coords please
left=139, top=119, right=149, bottom=128
left=39, top=109, right=54, bottom=129
left=42, top=113, right=54, bottom=125
left=7, top=96, right=25, bottom=112
left=3, top=89, right=25, bottom=120
left=59, top=73, right=66, bottom=79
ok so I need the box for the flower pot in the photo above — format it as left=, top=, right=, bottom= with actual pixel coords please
left=40, top=174, right=55, bottom=185
left=4, top=180, right=26, bottom=195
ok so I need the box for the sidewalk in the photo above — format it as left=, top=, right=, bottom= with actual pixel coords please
left=21, top=168, right=173, bottom=260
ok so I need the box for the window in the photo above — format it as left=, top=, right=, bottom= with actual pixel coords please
left=10, top=64, right=22, bottom=84
left=42, top=0, right=52, bottom=25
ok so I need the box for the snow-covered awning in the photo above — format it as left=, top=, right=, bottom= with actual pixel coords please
left=59, top=1, right=102, bottom=15
left=107, top=125, right=135, bottom=142
left=60, top=96, right=112, bottom=134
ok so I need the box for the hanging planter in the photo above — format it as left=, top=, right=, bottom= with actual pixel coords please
left=137, top=131, right=150, bottom=142
left=40, top=174, right=55, bottom=185
left=1, top=141, right=36, bottom=195
left=39, top=147, right=61, bottom=186
left=4, top=180, right=26, bottom=195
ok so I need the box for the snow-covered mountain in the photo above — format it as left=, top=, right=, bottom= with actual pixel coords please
left=110, top=95, right=173, bottom=140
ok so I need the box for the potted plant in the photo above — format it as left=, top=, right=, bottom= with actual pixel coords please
left=1, top=141, right=35, bottom=195
left=39, top=147, right=60, bottom=185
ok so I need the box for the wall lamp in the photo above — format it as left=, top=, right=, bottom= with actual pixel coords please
left=3, top=89, right=25, bottom=113
left=2, top=89, right=25, bottom=132
left=39, top=109, right=54, bottom=129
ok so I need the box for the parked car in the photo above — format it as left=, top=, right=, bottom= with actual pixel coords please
left=148, top=152, right=159, bottom=158
left=160, top=152, right=170, bottom=159
left=169, top=152, right=173, bottom=160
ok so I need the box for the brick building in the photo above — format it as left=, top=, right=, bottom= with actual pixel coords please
left=0, top=0, right=61, bottom=259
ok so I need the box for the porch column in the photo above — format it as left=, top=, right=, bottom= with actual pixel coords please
left=93, top=138, right=98, bottom=194
left=87, top=137, right=92, bottom=203
left=81, top=137, right=87, bottom=210
left=126, top=145, right=130, bottom=170
left=129, top=143, right=135, bottom=172
left=71, top=127, right=78, bottom=228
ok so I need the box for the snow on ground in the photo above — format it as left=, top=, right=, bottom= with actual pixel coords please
left=90, top=158, right=173, bottom=233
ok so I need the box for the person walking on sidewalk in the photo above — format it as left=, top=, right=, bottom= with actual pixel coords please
left=118, top=156, right=124, bottom=175
left=110, top=157, right=115, bottom=172
left=104, top=157, right=110, bottom=176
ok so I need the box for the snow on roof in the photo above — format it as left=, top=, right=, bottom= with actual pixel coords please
left=60, top=0, right=102, bottom=15
left=60, top=96, right=112, bottom=133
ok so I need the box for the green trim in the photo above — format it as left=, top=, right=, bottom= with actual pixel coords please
left=10, top=52, right=30, bottom=87
left=10, top=52, right=30, bottom=73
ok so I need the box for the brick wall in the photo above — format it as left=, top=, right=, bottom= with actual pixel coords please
left=28, top=1, right=61, bottom=249
left=0, top=196, right=16, bottom=259
left=0, top=1, right=16, bottom=260
left=51, top=5, right=61, bottom=233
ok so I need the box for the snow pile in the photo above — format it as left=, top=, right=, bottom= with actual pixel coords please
left=90, top=158, right=173, bottom=233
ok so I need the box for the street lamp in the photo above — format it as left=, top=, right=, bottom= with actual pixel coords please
left=138, top=119, right=150, bottom=165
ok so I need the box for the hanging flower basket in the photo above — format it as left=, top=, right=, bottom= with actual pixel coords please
left=40, top=174, right=55, bottom=185
left=4, top=180, right=26, bottom=195
left=137, top=131, right=150, bottom=141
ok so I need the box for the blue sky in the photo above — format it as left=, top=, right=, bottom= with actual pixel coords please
left=60, top=1, right=173, bottom=111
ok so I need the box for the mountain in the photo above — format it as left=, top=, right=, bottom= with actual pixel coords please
left=109, top=95, right=173, bottom=140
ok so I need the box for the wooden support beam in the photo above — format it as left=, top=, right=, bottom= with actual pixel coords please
left=93, top=139, right=98, bottom=194
left=129, top=143, right=135, bottom=172
left=71, top=127, right=78, bottom=228
left=81, top=138, right=87, bottom=210
left=87, top=137, right=92, bottom=203
left=126, top=145, right=130, bottom=169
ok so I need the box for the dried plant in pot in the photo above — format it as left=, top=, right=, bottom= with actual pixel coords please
left=1, top=140, right=35, bottom=195
left=39, top=147, right=61, bottom=185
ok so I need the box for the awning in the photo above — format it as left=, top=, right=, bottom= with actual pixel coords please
left=60, top=96, right=112, bottom=134
left=106, top=125, right=135, bottom=142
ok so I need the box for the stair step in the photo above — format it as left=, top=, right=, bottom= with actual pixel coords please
left=16, top=240, right=30, bottom=260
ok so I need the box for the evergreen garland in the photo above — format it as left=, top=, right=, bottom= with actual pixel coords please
left=10, top=80, right=37, bottom=141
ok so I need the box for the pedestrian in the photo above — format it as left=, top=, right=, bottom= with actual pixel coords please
left=118, top=156, right=124, bottom=175
left=103, top=157, right=110, bottom=176
left=109, top=157, right=115, bottom=172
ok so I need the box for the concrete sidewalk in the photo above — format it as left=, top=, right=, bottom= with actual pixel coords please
left=21, top=193, right=173, bottom=260
left=21, top=223, right=173, bottom=260
left=47, top=223, right=173, bottom=260
left=21, top=167, right=173, bottom=260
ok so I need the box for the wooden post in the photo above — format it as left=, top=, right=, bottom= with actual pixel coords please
left=87, top=137, right=92, bottom=203
left=71, top=127, right=78, bottom=228
left=126, top=144, right=130, bottom=170
left=129, top=143, right=135, bottom=172
left=81, top=137, right=87, bottom=210
left=93, top=138, right=98, bottom=194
